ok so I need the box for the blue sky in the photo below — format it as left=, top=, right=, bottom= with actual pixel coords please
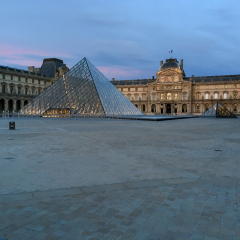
left=1, top=0, right=240, bottom=79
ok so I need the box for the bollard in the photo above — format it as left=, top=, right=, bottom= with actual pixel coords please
left=9, top=122, right=15, bottom=130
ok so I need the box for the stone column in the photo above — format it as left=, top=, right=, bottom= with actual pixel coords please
left=4, top=99, right=8, bottom=112
left=13, top=99, right=16, bottom=112
left=163, top=103, right=166, bottom=114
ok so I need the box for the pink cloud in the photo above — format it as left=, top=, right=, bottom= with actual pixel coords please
left=96, top=66, right=143, bottom=79
left=0, top=43, right=73, bottom=67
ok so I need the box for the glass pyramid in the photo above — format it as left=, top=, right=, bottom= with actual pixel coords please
left=201, top=102, right=237, bottom=118
left=19, top=58, right=143, bottom=117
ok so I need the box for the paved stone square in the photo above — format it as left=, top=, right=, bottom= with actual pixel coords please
left=0, top=116, right=239, bottom=240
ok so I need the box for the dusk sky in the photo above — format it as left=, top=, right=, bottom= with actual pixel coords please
left=1, top=0, right=240, bottom=80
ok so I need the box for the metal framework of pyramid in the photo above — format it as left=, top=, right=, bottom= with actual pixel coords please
left=201, top=102, right=237, bottom=118
left=19, top=58, right=143, bottom=117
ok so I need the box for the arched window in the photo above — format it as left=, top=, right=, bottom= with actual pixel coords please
left=224, top=92, right=228, bottom=99
left=233, top=104, right=237, bottom=112
left=182, top=104, right=187, bottom=113
left=205, top=93, right=209, bottom=100
left=151, top=104, right=156, bottom=113
left=196, top=104, right=200, bottom=113
left=196, top=93, right=200, bottom=100
left=127, top=95, right=131, bottom=100
left=233, top=91, right=238, bottom=99
left=167, top=93, right=171, bottom=100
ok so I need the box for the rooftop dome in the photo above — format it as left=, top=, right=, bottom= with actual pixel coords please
left=159, top=58, right=181, bottom=71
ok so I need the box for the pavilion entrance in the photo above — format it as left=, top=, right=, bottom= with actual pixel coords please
left=166, top=104, right=171, bottom=114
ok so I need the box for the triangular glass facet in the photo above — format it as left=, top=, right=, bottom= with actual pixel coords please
left=19, top=58, right=143, bottom=117
left=201, top=102, right=237, bottom=118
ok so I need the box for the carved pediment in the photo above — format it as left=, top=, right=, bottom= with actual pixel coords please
left=156, top=69, right=183, bottom=84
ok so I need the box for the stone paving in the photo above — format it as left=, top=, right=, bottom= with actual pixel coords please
left=0, top=117, right=239, bottom=240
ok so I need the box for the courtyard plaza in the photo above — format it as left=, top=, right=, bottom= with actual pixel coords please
left=0, top=116, right=239, bottom=240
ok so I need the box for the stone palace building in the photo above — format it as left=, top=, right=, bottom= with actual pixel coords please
left=0, top=58, right=68, bottom=114
left=112, top=58, right=240, bottom=115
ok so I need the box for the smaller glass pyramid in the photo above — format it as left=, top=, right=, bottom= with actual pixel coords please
left=19, top=58, right=143, bottom=117
left=201, top=102, right=237, bottom=118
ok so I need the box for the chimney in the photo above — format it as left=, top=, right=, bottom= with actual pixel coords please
left=160, top=60, right=163, bottom=66
left=112, top=78, right=115, bottom=81
left=180, top=59, right=183, bottom=70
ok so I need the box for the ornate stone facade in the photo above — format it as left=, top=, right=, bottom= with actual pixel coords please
left=112, top=58, right=240, bottom=115
left=0, top=58, right=69, bottom=115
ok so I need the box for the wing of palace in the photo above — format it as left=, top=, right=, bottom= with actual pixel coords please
left=111, top=58, right=240, bottom=115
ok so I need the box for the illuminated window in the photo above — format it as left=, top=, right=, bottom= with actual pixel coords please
left=206, top=85, right=208, bottom=89
left=224, top=93, right=228, bottom=99
left=167, top=93, right=171, bottom=100
left=214, top=93, right=218, bottom=99
left=233, top=92, right=237, bottom=99
left=234, top=84, right=237, bottom=88
left=224, top=85, right=228, bottom=88
left=174, top=93, right=178, bottom=100
left=196, top=93, right=200, bottom=100
left=215, top=85, right=218, bottom=89
left=161, top=94, right=164, bottom=100
left=233, top=104, right=237, bottom=111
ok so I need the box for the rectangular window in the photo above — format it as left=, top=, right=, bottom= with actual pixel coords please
left=224, top=85, right=228, bottom=88
left=224, top=93, right=228, bottom=99
left=32, top=90, right=34, bottom=95
left=127, top=95, right=131, bottom=100
left=174, top=93, right=178, bottom=100
left=44, top=81, right=46, bottom=85
left=25, top=88, right=28, bottom=95
left=2, top=74, right=5, bottom=79
left=152, top=94, right=155, bottom=100
left=18, top=77, right=20, bottom=81
left=205, top=93, right=209, bottom=99
left=2, top=85, right=5, bottom=93
left=25, top=78, right=27, bottom=82
left=143, top=87, right=145, bottom=91
left=142, top=94, right=145, bottom=100
left=135, top=88, right=138, bottom=91
left=18, top=87, right=21, bottom=94
left=10, top=86, right=13, bottom=94
left=161, top=94, right=164, bottom=100
left=128, top=88, right=130, bottom=91
left=32, top=79, right=34, bottom=84
left=215, top=85, right=218, bottom=89
left=214, top=93, right=218, bottom=99
left=11, top=76, right=13, bottom=80
left=135, top=95, right=138, bottom=101
left=39, top=80, right=40, bottom=84
left=183, top=93, right=187, bottom=100
left=121, top=88, right=123, bottom=91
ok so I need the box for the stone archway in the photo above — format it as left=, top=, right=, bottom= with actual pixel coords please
left=0, top=99, right=5, bottom=113
left=8, top=99, right=13, bottom=112
left=182, top=104, right=187, bottom=113
left=166, top=104, right=171, bottom=113
left=16, top=100, right=21, bottom=111
left=151, top=104, right=156, bottom=113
